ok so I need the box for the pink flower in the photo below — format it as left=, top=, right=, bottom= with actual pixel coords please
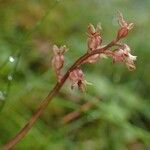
left=125, top=53, right=137, bottom=70
left=112, top=44, right=137, bottom=71
left=87, top=24, right=102, bottom=51
left=69, top=68, right=86, bottom=91
left=117, top=11, right=134, bottom=39
left=51, top=45, right=67, bottom=82
left=84, top=24, right=102, bottom=64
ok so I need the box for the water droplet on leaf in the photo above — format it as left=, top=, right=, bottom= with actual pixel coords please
left=8, top=74, right=13, bottom=81
left=0, top=91, right=5, bottom=101
left=9, top=56, right=15, bottom=63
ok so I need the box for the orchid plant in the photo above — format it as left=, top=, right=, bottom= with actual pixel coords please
left=2, top=12, right=137, bottom=150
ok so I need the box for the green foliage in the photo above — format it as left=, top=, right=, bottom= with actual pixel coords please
left=0, top=0, right=150, bottom=149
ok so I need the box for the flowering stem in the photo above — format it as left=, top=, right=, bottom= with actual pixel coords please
left=1, top=38, right=119, bottom=150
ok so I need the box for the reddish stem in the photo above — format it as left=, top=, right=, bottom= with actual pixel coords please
left=1, top=39, right=118, bottom=150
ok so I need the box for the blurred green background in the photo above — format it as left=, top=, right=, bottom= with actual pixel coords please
left=0, top=0, right=150, bottom=150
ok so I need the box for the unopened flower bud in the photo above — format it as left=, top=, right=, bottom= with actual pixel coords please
left=117, top=27, right=129, bottom=39
left=87, top=24, right=102, bottom=51
left=51, top=45, right=67, bottom=82
left=117, top=11, right=134, bottom=39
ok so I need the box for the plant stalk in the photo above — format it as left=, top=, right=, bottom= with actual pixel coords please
left=1, top=39, right=118, bottom=150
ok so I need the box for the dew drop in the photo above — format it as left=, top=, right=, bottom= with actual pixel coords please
left=9, top=56, right=15, bottom=63
left=8, top=74, right=13, bottom=81
left=0, top=91, right=5, bottom=101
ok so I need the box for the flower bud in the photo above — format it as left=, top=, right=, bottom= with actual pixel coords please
left=51, top=45, right=67, bottom=82
left=87, top=24, right=102, bottom=51
left=52, top=55, right=64, bottom=70
left=117, top=27, right=129, bottom=39
left=117, top=11, right=134, bottom=39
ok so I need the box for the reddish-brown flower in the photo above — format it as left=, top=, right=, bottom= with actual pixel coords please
left=84, top=24, right=103, bottom=64
left=117, top=11, right=134, bottom=39
left=112, top=44, right=137, bottom=70
left=51, top=45, right=67, bottom=82
left=87, top=24, right=102, bottom=52
left=69, top=68, right=87, bottom=91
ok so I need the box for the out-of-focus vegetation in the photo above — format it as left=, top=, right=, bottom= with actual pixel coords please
left=0, top=0, right=150, bottom=149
